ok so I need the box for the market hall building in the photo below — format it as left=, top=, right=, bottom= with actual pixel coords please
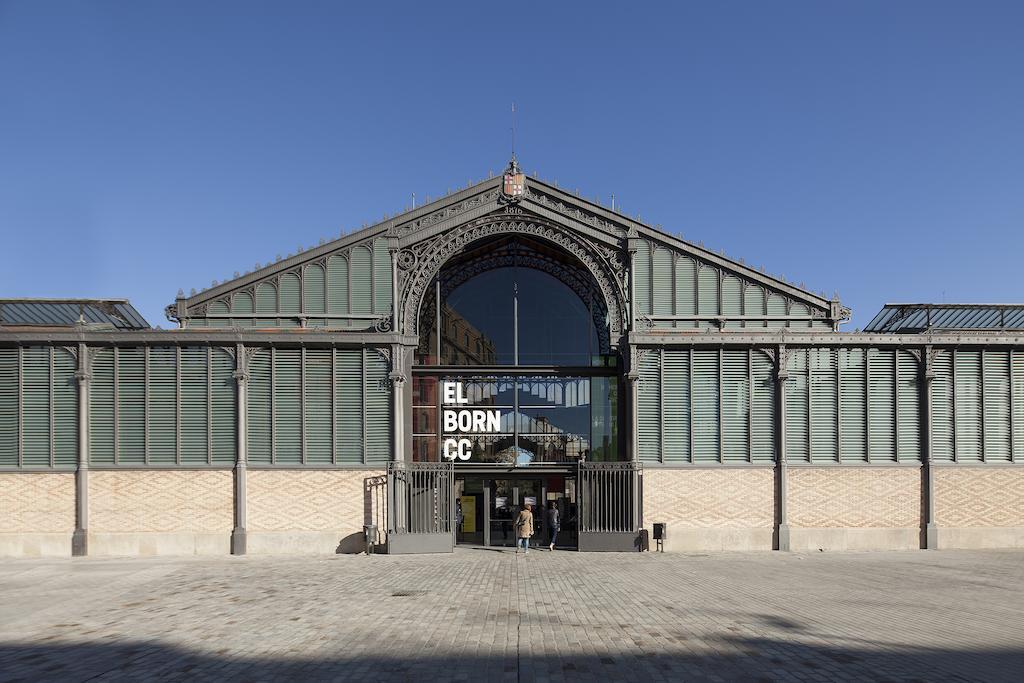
left=2, top=163, right=1024, bottom=557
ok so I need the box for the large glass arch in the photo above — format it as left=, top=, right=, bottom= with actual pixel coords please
left=411, top=235, right=621, bottom=465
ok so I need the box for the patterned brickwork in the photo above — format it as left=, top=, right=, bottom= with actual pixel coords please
left=934, top=467, right=1024, bottom=527
left=643, top=468, right=774, bottom=528
left=0, top=473, right=75, bottom=533
left=247, top=470, right=387, bottom=533
left=788, top=467, right=921, bottom=528
left=89, top=471, right=233, bottom=533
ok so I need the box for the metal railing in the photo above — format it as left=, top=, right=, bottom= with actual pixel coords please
left=387, top=461, right=454, bottom=535
left=577, top=461, right=642, bottom=534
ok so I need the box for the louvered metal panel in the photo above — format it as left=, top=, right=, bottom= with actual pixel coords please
left=1014, top=351, right=1024, bottom=462
left=304, top=348, right=333, bottom=464
left=335, top=349, right=363, bottom=462
left=721, top=349, right=750, bottom=461
left=372, top=239, right=392, bottom=314
left=696, top=267, right=718, bottom=322
left=809, top=348, right=838, bottom=463
left=247, top=350, right=272, bottom=464
left=279, top=273, right=301, bottom=315
left=207, top=300, right=229, bottom=328
left=896, top=350, right=921, bottom=462
left=255, top=282, right=277, bottom=327
left=232, top=292, right=254, bottom=328
left=867, top=349, right=896, bottom=462
left=364, top=350, right=391, bottom=464
left=327, top=255, right=350, bottom=322
left=636, top=351, right=661, bottom=462
left=662, top=350, right=690, bottom=463
left=180, top=347, right=210, bottom=464
left=148, top=347, right=177, bottom=464
left=744, top=285, right=766, bottom=329
left=89, top=348, right=115, bottom=465
left=633, top=240, right=651, bottom=316
left=22, top=347, right=51, bottom=467
left=785, top=349, right=809, bottom=462
left=931, top=351, right=955, bottom=462
left=954, top=350, right=983, bottom=462
left=274, top=348, right=302, bottom=464
left=674, top=256, right=697, bottom=329
left=304, top=263, right=326, bottom=316
left=117, top=347, right=145, bottom=464
left=692, top=349, right=720, bottom=462
left=982, top=350, right=1011, bottom=462
left=766, top=293, right=787, bottom=330
left=651, top=247, right=673, bottom=324
left=52, top=348, right=77, bottom=467
left=0, top=349, right=17, bottom=466
left=350, top=246, right=373, bottom=315
left=839, top=348, right=867, bottom=462
left=721, top=276, right=743, bottom=331
left=790, top=303, right=811, bottom=329
left=750, top=350, right=776, bottom=463
left=210, top=348, right=236, bottom=466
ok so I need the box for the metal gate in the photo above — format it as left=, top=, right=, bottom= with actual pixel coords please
left=386, top=461, right=455, bottom=554
left=577, top=461, right=643, bottom=551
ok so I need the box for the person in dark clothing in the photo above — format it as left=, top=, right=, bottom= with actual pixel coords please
left=546, top=501, right=560, bottom=551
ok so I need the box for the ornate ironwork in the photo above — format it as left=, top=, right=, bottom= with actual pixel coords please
left=399, top=212, right=629, bottom=345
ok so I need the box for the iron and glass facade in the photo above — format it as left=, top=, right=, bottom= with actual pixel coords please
left=2, top=170, right=1024, bottom=556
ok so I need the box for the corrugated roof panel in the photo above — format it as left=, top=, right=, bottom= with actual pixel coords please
left=865, top=304, right=1024, bottom=333
left=0, top=299, right=149, bottom=329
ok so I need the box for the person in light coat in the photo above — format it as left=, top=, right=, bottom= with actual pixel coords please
left=514, top=503, right=534, bottom=554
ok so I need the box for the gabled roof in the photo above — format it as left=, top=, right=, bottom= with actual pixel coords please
left=0, top=299, right=149, bottom=330
left=865, top=303, right=1024, bottom=333
left=170, top=168, right=842, bottom=320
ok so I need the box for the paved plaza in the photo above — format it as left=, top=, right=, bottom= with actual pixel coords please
left=1, top=548, right=1022, bottom=682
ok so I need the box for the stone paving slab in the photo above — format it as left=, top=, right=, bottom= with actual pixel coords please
left=0, top=548, right=1022, bottom=682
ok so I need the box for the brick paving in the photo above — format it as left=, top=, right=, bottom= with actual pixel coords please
left=1, top=548, right=1023, bottom=682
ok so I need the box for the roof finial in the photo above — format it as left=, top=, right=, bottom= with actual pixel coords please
left=510, top=101, right=517, bottom=164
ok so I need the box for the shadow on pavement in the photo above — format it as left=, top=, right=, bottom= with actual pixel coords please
left=1, top=637, right=1022, bottom=682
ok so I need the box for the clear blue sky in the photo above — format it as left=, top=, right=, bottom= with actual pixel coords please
left=2, top=1, right=1022, bottom=329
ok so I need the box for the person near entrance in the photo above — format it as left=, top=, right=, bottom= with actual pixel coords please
left=514, top=503, right=534, bottom=554
left=546, top=501, right=560, bottom=551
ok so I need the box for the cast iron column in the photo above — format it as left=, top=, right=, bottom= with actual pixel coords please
left=390, top=344, right=406, bottom=461
left=231, top=343, right=248, bottom=555
left=72, top=342, right=90, bottom=556
left=923, top=345, right=938, bottom=549
left=776, top=344, right=790, bottom=551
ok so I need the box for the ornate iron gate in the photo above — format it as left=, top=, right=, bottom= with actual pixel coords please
left=577, top=461, right=643, bottom=551
left=386, top=461, right=455, bottom=554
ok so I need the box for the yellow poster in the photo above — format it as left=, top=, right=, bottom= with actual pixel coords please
left=460, top=496, right=476, bottom=533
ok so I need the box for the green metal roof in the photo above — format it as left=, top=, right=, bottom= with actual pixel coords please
left=864, top=303, right=1024, bottom=333
left=0, top=299, right=150, bottom=329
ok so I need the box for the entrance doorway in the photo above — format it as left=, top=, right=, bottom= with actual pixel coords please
left=454, top=474, right=578, bottom=550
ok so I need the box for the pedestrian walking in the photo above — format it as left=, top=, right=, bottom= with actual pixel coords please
left=546, top=501, right=560, bottom=551
left=514, top=503, right=534, bottom=554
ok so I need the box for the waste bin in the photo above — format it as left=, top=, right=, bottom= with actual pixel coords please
left=363, top=524, right=378, bottom=555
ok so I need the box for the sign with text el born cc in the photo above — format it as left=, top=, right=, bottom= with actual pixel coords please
left=442, top=381, right=500, bottom=461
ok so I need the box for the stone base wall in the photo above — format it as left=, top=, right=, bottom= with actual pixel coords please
left=247, top=469, right=387, bottom=554
left=0, top=472, right=76, bottom=557
left=643, top=468, right=774, bottom=551
left=89, top=470, right=234, bottom=556
left=788, top=467, right=922, bottom=551
left=934, top=467, right=1024, bottom=549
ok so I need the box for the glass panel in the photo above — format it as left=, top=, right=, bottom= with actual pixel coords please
left=430, top=266, right=600, bottom=367
left=590, top=376, right=619, bottom=461
left=412, top=375, right=437, bottom=405
left=411, top=408, right=436, bottom=436
left=412, top=436, right=438, bottom=462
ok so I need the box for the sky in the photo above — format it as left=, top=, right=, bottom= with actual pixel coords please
left=1, top=1, right=1022, bottom=330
